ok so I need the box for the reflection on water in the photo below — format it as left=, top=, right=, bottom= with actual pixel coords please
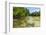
left=13, top=16, right=40, bottom=28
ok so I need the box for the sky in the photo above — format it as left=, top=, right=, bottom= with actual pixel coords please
left=27, top=7, right=40, bottom=13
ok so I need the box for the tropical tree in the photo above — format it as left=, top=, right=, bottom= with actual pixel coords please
left=13, top=7, right=29, bottom=19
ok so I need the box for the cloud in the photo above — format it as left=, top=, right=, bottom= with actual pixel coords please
left=27, top=7, right=40, bottom=13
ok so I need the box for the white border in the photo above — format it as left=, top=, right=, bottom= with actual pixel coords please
left=7, top=2, right=45, bottom=33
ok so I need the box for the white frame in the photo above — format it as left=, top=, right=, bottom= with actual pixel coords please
left=6, top=1, right=45, bottom=33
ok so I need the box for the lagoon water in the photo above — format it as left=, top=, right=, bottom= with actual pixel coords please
left=13, top=16, right=40, bottom=28
left=27, top=16, right=40, bottom=27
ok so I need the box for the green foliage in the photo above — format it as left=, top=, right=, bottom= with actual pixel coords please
left=13, top=7, right=40, bottom=19
left=29, top=11, right=40, bottom=16
left=13, top=7, right=40, bottom=28
left=13, top=7, right=29, bottom=19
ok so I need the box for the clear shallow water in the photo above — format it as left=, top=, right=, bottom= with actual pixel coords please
left=27, top=16, right=40, bottom=27
left=13, top=16, right=40, bottom=28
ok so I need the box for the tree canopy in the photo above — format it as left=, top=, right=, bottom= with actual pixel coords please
left=13, top=7, right=40, bottom=19
left=13, top=7, right=29, bottom=19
